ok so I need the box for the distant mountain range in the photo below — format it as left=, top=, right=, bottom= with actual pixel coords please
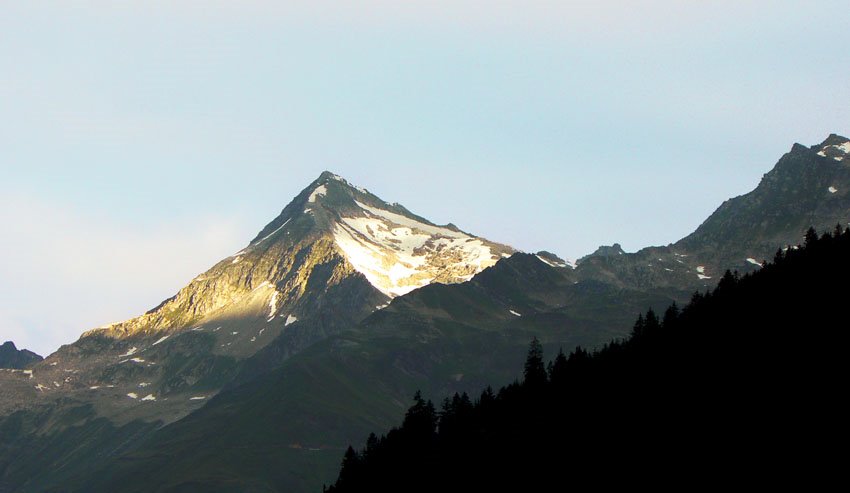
left=0, top=134, right=848, bottom=492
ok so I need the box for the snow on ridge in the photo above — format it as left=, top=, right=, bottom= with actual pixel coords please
left=268, top=291, right=279, bottom=321
left=253, top=218, right=291, bottom=246
left=354, top=201, right=466, bottom=238
left=309, top=185, right=327, bottom=203
left=746, top=258, right=762, bottom=267
left=118, top=347, right=138, bottom=358
left=152, top=335, right=169, bottom=346
left=534, top=254, right=574, bottom=269
left=332, top=201, right=501, bottom=297
left=819, top=141, right=850, bottom=160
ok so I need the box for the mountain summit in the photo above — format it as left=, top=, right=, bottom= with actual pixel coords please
left=813, top=133, right=850, bottom=161
left=246, top=171, right=513, bottom=298
left=0, top=341, right=42, bottom=370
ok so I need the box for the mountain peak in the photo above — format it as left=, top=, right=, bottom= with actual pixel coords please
left=578, top=243, right=625, bottom=264
left=85, top=172, right=514, bottom=344
left=812, top=133, right=849, bottom=161
left=0, top=341, right=43, bottom=369
left=239, top=172, right=516, bottom=297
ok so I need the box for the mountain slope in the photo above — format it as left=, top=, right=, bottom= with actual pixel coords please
left=72, top=253, right=675, bottom=493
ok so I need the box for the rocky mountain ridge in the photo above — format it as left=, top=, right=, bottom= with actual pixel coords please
left=575, top=134, right=850, bottom=288
left=0, top=341, right=42, bottom=370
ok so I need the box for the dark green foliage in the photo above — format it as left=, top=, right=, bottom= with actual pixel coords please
left=326, top=226, right=849, bottom=492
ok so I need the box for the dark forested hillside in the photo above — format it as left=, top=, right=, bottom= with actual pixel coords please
left=326, top=226, right=849, bottom=492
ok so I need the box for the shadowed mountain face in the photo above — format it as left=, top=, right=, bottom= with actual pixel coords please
left=1, top=135, right=849, bottom=492
left=0, top=342, right=42, bottom=370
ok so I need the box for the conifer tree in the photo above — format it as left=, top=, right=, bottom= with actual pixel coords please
left=662, top=303, right=680, bottom=329
left=805, top=226, right=819, bottom=246
left=523, top=337, right=547, bottom=386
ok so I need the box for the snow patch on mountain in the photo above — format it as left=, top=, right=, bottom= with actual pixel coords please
left=817, top=140, right=849, bottom=161
left=254, top=219, right=291, bottom=246
left=268, top=291, right=279, bottom=321
left=829, top=186, right=838, bottom=194
left=118, top=347, right=138, bottom=358
left=534, top=254, right=574, bottom=269
left=285, top=315, right=298, bottom=326
left=152, top=335, right=169, bottom=346
left=332, top=201, right=502, bottom=297
left=309, top=185, right=327, bottom=203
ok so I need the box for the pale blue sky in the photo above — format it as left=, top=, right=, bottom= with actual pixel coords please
left=1, top=1, right=848, bottom=355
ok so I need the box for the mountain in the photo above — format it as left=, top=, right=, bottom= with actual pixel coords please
left=0, top=172, right=514, bottom=492
left=2, top=135, right=849, bottom=492
left=576, top=134, right=850, bottom=286
left=62, top=134, right=850, bottom=492
left=0, top=342, right=42, bottom=370
left=0, top=172, right=511, bottom=418
left=326, top=228, right=850, bottom=492
left=70, top=253, right=674, bottom=493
